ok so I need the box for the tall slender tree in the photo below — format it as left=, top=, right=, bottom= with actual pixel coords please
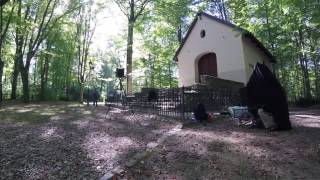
left=113, top=0, right=150, bottom=95
left=13, top=0, right=77, bottom=102
left=0, top=0, right=15, bottom=102
left=76, top=0, right=97, bottom=103
left=134, top=0, right=194, bottom=89
left=13, top=0, right=59, bottom=102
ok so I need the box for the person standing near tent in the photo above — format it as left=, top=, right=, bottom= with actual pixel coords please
left=194, top=103, right=209, bottom=126
left=92, top=89, right=99, bottom=107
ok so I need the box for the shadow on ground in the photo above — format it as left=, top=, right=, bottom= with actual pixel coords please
left=124, top=108, right=320, bottom=180
left=0, top=102, right=178, bottom=179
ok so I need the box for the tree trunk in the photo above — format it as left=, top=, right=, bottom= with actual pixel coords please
left=168, top=62, right=172, bottom=88
left=79, top=83, right=84, bottom=103
left=126, top=18, right=134, bottom=95
left=40, top=73, right=45, bottom=100
left=299, top=55, right=311, bottom=99
left=11, top=57, right=19, bottom=100
left=150, top=55, right=156, bottom=88
left=309, top=36, right=320, bottom=100
left=66, top=60, right=72, bottom=100
left=100, top=81, right=103, bottom=95
left=21, top=69, right=29, bottom=103
left=314, top=65, right=320, bottom=99
left=297, top=29, right=312, bottom=99
left=116, top=0, right=150, bottom=95
left=0, top=60, right=4, bottom=103
left=40, top=57, right=49, bottom=100
left=312, top=54, right=320, bottom=99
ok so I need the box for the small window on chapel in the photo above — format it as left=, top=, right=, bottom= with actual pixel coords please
left=200, top=30, right=206, bottom=38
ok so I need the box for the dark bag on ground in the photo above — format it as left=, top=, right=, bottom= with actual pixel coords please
left=194, top=103, right=208, bottom=123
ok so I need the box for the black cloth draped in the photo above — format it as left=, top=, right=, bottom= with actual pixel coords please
left=246, top=63, right=291, bottom=130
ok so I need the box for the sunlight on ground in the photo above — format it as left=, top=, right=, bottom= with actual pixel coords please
left=109, top=108, right=123, bottom=114
left=16, top=109, right=34, bottom=113
left=72, top=119, right=90, bottom=129
left=40, top=112, right=57, bottom=116
left=23, top=104, right=42, bottom=108
left=49, top=115, right=63, bottom=121
left=40, top=127, right=63, bottom=139
left=1, top=103, right=320, bottom=179
left=292, top=114, right=320, bottom=128
left=175, top=130, right=268, bottom=159
left=67, top=103, right=83, bottom=108
left=83, top=132, right=139, bottom=171
left=1, top=106, right=20, bottom=111
left=0, top=103, right=74, bottom=124
left=82, top=110, right=92, bottom=115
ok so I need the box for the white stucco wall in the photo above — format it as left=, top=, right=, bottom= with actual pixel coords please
left=177, top=15, right=247, bottom=87
left=241, top=37, right=274, bottom=81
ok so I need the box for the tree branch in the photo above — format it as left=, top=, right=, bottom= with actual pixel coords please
left=113, top=0, right=129, bottom=17
left=0, top=1, right=15, bottom=47
left=30, top=0, right=55, bottom=56
left=134, top=0, right=150, bottom=21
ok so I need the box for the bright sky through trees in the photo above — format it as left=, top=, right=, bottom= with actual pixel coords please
left=0, top=0, right=319, bottom=103
left=92, top=1, right=126, bottom=52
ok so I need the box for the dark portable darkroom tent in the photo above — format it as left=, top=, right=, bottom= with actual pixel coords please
left=246, top=63, right=292, bottom=130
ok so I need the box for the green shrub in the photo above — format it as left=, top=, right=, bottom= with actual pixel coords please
left=295, top=97, right=319, bottom=107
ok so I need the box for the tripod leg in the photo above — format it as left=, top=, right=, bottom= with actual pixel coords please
left=105, top=79, right=121, bottom=119
left=105, top=102, right=112, bottom=119
left=105, top=93, right=114, bottom=119
left=130, top=108, right=137, bottom=121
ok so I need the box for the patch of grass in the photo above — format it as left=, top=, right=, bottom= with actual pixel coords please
left=294, top=97, right=319, bottom=107
left=208, top=141, right=228, bottom=153
left=238, top=156, right=251, bottom=177
left=0, top=104, right=67, bottom=124
left=0, top=110, right=51, bottom=124
left=311, top=143, right=320, bottom=161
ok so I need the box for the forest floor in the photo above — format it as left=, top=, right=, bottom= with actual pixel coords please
left=0, top=102, right=320, bottom=180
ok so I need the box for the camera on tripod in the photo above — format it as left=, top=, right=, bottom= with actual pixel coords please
left=105, top=68, right=126, bottom=107
left=114, top=67, right=126, bottom=97
left=105, top=67, right=134, bottom=117
left=116, top=68, right=125, bottom=78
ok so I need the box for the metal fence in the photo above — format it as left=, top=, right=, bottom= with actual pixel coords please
left=106, top=86, right=241, bottom=119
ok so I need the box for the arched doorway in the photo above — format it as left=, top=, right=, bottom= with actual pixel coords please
left=198, top=53, right=217, bottom=82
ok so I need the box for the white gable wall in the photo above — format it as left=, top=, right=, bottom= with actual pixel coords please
left=177, top=15, right=247, bottom=87
left=242, top=37, right=274, bottom=81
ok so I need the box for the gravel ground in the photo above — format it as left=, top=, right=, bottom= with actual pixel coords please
left=123, top=108, right=320, bottom=180
left=1, top=102, right=320, bottom=180
left=0, top=102, right=179, bottom=180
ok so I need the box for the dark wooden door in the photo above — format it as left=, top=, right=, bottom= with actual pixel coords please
left=198, top=53, right=217, bottom=81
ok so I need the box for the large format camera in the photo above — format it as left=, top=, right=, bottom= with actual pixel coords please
left=116, top=68, right=124, bottom=78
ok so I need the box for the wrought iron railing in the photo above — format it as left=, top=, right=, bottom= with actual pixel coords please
left=106, top=86, right=241, bottom=119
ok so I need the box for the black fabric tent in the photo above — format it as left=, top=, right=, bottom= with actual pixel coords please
left=246, top=63, right=292, bottom=130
